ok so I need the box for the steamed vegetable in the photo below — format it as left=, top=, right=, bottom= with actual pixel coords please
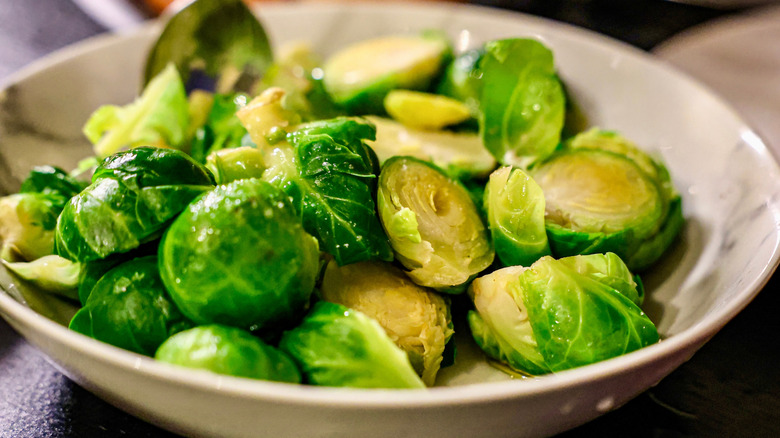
left=279, top=301, right=426, bottom=389
left=383, top=90, right=471, bottom=130
left=468, top=253, right=658, bottom=375
left=260, top=117, right=393, bottom=265
left=320, top=260, right=454, bottom=386
left=377, top=156, right=494, bottom=291
left=322, top=33, right=451, bottom=114
left=159, top=178, right=319, bottom=331
left=2, top=255, right=80, bottom=299
left=55, top=147, right=215, bottom=262
left=69, top=256, right=193, bottom=356
left=155, top=325, right=301, bottom=383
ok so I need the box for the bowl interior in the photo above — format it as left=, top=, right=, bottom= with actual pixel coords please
left=1, top=0, right=779, bottom=406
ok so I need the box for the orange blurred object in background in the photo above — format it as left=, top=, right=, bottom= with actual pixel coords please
left=142, top=0, right=463, bottom=16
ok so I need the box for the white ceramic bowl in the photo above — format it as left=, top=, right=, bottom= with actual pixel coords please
left=1, top=3, right=779, bottom=438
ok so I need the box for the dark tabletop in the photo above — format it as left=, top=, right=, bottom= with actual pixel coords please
left=1, top=0, right=779, bottom=437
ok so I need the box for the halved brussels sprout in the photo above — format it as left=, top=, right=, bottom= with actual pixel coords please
left=378, top=156, right=494, bottom=291
left=155, top=324, right=301, bottom=383
left=320, top=260, right=454, bottom=386
left=484, top=166, right=551, bottom=267
left=531, top=134, right=681, bottom=270
left=0, top=193, right=62, bottom=262
left=468, top=253, right=657, bottom=376
left=365, top=116, right=496, bottom=178
left=55, top=147, right=215, bottom=263
left=69, top=256, right=193, bottom=356
left=279, top=301, right=425, bottom=389
left=322, top=34, right=450, bottom=114
left=205, top=146, right=265, bottom=184
left=2, top=255, right=80, bottom=300
left=383, top=90, right=471, bottom=130
left=159, top=178, right=319, bottom=332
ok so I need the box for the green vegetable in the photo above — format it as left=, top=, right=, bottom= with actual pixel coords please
left=159, top=178, right=319, bottom=331
left=279, top=301, right=425, bottom=389
left=435, top=48, right=483, bottom=114
left=320, top=260, right=454, bottom=386
left=236, top=87, right=301, bottom=149
left=69, top=256, right=193, bottom=356
left=189, top=92, right=254, bottom=163
left=377, top=156, right=494, bottom=291
left=322, top=33, right=450, bottom=114
left=0, top=193, right=64, bottom=262
left=365, top=116, right=496, bottom=178
left=383, top=90, right=471, bottom=130
left=144, top=0, right=273, bottom=94
left=484, top=166, right=550, bottom=267
left=155, top=324, right=301, bottom=383
left=55, top=147, right=215, bottom=262
left=2, top=255, right=80, bottom=300
left=84, top=64, right=190, bottom=158
left=261, top=117, right=393, bottom=266
left=479, top=38, right=566, bottom=168
left=19, top=165, right=85, bottom=198
left=205, top=146, right=265, bottom=184
left=468, top=253, right=657, bottom=375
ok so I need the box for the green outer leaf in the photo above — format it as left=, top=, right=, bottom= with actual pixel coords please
left=377, top=156, right=494, bottom=292
left=627, top=196, right=684, bottom=272
left=85, top=64, right=190, bottom=158
left=144, top=0, right=272, bottom=92
left=479, top=38, right=565, bottom=169
left=436, top=48, right=483, bottom=114
left=519, top=256, right=659, bottom=372
left=485, top=166, right=550, bottom=267
left=93, top=146, right=216, bottom=188
left=189, top=93, right=253, bottom=164
left=19, top=165, right=85, bottom=198
left=553, top=252, right=642, bottom=306
left=279, top=301, right=425, bottom=389
left=263, top=118, right=392, bottom=266
left=2, top=255, right=80, bottom=300
left=159, top=178, right=319, bottom=331
left=155, top=324, right=301, bottom=383
left=68, top=256, right=193, bottom=356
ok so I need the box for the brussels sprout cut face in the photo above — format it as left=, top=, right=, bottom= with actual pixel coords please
left=320, top=260, right=454, bottom=386
left=378, top=157, right=494, bottom=291
left=159, top=178, right=319, bottom=331
left=533, top=149, right=665, bottom=239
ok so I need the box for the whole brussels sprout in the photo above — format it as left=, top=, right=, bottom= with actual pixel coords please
left=279, top=301, right=425, bottom=389
left=468, top=253, right=658, bottom=376
left=55, top=146, right=215, bottom=263
left=159, top=178, right=319, bottom=332
left=377, top=156, right=494, bottom=292
left=69, top=256, right=192, bottom=356
left=155, top=324, right=301, bottom=383
left=320, top=260, right=454, bottom=386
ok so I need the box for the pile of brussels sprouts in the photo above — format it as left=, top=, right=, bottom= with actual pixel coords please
left=0, top=1, right=683, bottom=389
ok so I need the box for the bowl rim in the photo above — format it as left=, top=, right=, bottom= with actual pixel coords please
left=2, top=0, right=780, bottom=410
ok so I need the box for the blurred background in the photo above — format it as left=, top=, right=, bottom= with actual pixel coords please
left=0, top=0, right=778, bottom=437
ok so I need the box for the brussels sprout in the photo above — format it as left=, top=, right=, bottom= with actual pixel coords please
left=189, top=92, right=254, bottom=163
left=365, top=116, right=496, bottom=178
left=383, top=90, right=471, bottom=131
left=435, top=48, right=483, bottom=114
left=2, top=255, right=80, bottom=300
left=236, top=87, right=301, bottom=148
left=159, top=178, right=319, bottom=331
left=479, top=38, right=566, bottom=168
left=468, top=253, right=657, bottom=376
left=322, top=34, right=451, bottom=114
left=378, top=156, right=494, bottom=291
left=69, top=256, right=193, bottom=356
left=55, top=147, right=215, bottom=263
left=205, top=146, right=265, bottom=184
left=279, top=301, right=425, bottom=389
left=484, top=166, right=551, bottom=267
left=261, top=117, right=392, bottom=266
left=0, top=193, right=63, bottom=262
left=155, top=325, right=301, bottom=383
left=320, top=260, right=454, bottom=386
left=19, top=165, right=85, bottom=198
left=531, top=141, right=678, bottom=270
left=84, top=64, right=190, bottom=158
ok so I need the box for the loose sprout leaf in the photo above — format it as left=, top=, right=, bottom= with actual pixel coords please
left=84, top=64, right=190, bottom=158
left=2, top=255, right=80, bottom=300
left=279, top=301, right=426, bottom=389
left=144, top=0, right=273, bottom=94
left=155, top=325, right=301, bottom=383
left=479, top=38, right=566, bottom=169
left=436, top=48, right=484, bottom=115
left=19, top=165, right=86, bottom=198
left=69, top=256, right=193, bottom=356
left=263, top=118, right=392, bottom=266
left=190, top=92, right=254, bottom=163
left=0, top=193, right=66, bottom=262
